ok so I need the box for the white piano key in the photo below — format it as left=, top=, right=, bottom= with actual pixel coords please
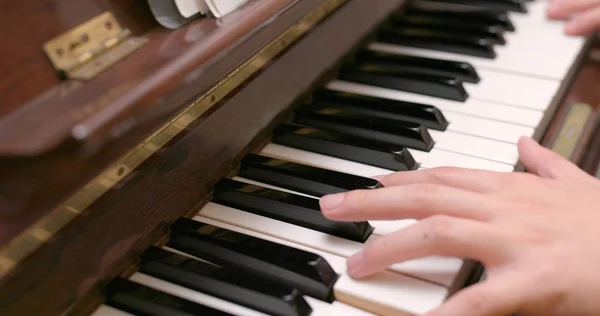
left=328, top=80, right=544, bottom=128
left=193, top=215, right=449, bottom=315
left=370, top=1, right=586, bottom=80
left=443, top=112, right=534, bottom=144
left=262, top=143, right=514, bottom=175
left=306, top=297, right=375, bottom=316
left=198, top=202, right=464, bottom=288
left=232, top=176, right=418, bottom=237
left=261, top=143, right=395, bottom=178
left=131, top=273, right=269, bottom=316
left=90, top=305, right=133, bottom=316
left=428, top=130, right=519, bottom=165
left=463, top=68, right=559, bottom=111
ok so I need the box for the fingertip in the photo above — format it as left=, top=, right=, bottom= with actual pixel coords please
left=346, top=250, right=365, bottom=278
left=319, top=192, right=345, bottom=212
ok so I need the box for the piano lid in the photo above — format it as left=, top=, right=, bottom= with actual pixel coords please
left=0, top=0, right=354, bottom=280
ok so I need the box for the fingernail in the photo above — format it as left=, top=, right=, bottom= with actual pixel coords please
left=346, top=250, right=363, bottom=276
left=320, top=193, right=345, bottom=211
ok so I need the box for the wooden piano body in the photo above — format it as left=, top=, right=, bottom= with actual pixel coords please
left=0, top=0, right=599, bottom=315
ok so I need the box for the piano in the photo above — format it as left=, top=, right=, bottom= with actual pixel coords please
left=0, top=0, right=599, bottom=315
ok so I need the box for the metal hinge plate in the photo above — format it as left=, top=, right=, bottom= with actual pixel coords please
left=43, top=12, right=147, bottom=80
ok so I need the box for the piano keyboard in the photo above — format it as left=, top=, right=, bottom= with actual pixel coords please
left=91, top=0, right=588, bottom=315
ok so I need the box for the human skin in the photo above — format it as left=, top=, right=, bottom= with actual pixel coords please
left=547, top=0, right=600, bottom=35
left=319, top=137, right=600, bottom=316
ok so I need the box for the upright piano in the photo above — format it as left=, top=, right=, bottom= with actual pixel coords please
left=0, top=0, right=599, bottom=315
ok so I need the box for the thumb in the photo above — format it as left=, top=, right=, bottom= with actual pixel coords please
left=517, top=136, right=593, bottom=182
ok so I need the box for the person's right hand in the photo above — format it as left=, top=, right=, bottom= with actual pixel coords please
left=547, top=0, right=600, bottom=35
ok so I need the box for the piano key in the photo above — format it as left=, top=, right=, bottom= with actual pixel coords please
left=309, top=89, right=533, bottom=143
left=191, top=215, right=449, bottom=315
left=376, top=27, right=496, bottom=59
left=168, top=218, right=338, bottom=302
left=238, top=153, right=383, bottom=196
left=327, top=80, right=543, bottom=128
left=352, top=50, right=480, bottom=83
left=344, top=52, right=558, bottom=110
left=139, top=246, right=312, bottom=316
left=402, top=5, right=515, bottom=31
left=104, top=277, right=233, bottom=316
left=131, top=273, right=268, bottom=316
left=90, top=305, right=134, bottom=316
left=212, top=178, right=374, bottom=242
left=162, top=245, right=375, bottom=316
left=261, top=143, right=514, bottom=175
left=272, top=123, right=418, bottom=171
left=311, top=88, right=449, bottom=130
left=420, top=0, right=527, bottom=12
left=197, top=202, right=465, bottom=288
left=352, top=49, right=558, bottom=110
left=338, top=64, right=469, bottom=101
left=373, top=1, right=586, bottom=80
left=295, top=98, right=519, bottom=164
left=292, top=109, right=435, bottom=151
left=387, top=19, right=506, bottom=45
left=303, top=297, right=374, bottom=316
left=429, top=130, right=519, bottom=165
left=231, top=176, right=417, bottom=237
left=261, top=143, right=395, bottom=178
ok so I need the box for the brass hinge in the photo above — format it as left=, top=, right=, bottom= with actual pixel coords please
left=43, top=12, right=148, bottom=81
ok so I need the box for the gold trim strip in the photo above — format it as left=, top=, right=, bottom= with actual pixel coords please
left=0, top=0, right=348, bottom=279
left=551, top=102, right=593, bottom=160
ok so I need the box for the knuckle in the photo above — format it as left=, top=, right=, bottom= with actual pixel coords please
left=407, top=184, right=441, bottom=207
left=344, top=189, right=370, bottom=208
left=422, top=215, right=455, bottom=242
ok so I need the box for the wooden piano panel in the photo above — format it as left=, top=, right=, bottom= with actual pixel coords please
left=0, top=0, right=155, bottom=118
left=0, top=0, right=298, bottom=238
left=0, top=0, right=408, bottom=315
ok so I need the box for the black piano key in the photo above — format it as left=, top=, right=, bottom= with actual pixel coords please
left=239, top=153, right=383, bottom=196
left=312, top=89, right=449, bottom=131
left=139, top=247, right=312, bottom=316
left=421, top=0, right=527, bottom=13
left=169, top=218, right=339, bottom=301
left=389, top=17, right=506, bottom=45
left=353, top=49, right=480, bottom=83
left=376, top=28, right=496, bottom=59
left=339, top=64, right=468, bottom=102
left=292, top=109, right=435, bottom=152
left=403, top=6, right=515, bottom=31
left=105, top=278, right=232, bottom=316
left=212, top=178, right=373, bottom=242
left=272, top=123, right=418, bottom=171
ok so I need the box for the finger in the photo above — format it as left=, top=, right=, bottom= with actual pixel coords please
left=346, top=216, right=512, bottom=278
left=547, top=0, right=600, bottom=19
left=518, top=136, right=595, bottom=183
left=375, top=167, right=507, bottom=193
left=565, top=5, right=600, bottom=35
left=320, top=184, right=497, bottom=222
left=424, top=277, right=526, bottom=316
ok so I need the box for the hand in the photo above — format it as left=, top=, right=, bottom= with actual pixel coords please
left=547, top=0, right=600, bottom=36
left=319, top=137, right=600, bottom=316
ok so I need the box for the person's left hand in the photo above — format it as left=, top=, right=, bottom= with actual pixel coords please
left=319, top=137, right=600, bottom=316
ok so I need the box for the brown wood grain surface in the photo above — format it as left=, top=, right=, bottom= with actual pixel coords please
left=0, top=0, right=408, bottom=315
left=0, top=0, right=297, bottom=239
